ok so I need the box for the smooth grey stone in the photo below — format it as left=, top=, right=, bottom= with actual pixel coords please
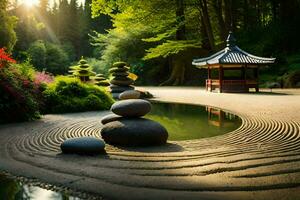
left=100, top=118, right=168, bottom=146
left=119, top=90, right=141, bottom=100
left=111, top=99, right=151, bottom=117
left=101, top=114, right=122, bottom=125
left=61, top=137, right=105, bottom=155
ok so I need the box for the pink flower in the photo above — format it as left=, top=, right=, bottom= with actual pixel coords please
left=34, top=71, right=54, bottom=84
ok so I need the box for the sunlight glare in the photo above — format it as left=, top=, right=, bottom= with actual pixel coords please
left=24, top=0, right=39, bottom=7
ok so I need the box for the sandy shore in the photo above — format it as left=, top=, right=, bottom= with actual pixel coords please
left=0, top=87, right=300, bottom=200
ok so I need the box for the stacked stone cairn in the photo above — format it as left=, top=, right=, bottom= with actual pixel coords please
left=69, top=57, right=96, bottom=82
left=109, top=62, right=134, bottom=99
left=94, top=74, right=110, bottom=87
left=100, top=99, right=169, bottom=146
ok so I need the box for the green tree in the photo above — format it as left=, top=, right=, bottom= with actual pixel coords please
left=28, top=40, right=47, bottom=69
left=0, top=0, right=17, bottom=51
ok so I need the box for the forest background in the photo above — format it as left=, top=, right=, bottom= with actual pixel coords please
left=1, top=0, right=300, bottom=87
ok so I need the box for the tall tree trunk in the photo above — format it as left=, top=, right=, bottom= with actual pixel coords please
left=199, top=0, right=215, bottom=50
left=161, top=0, right=186, bottom=86
left=160, top=56, right=186, bottom=86
left=224, top=0, right=232, bottom=30
left=176, top=0, right=186, bottom=40
left=243, top=0, right=249, bottom=30
left=212, top=0, right=227, bottom=40
left=270, top=0, right=278, bottom=22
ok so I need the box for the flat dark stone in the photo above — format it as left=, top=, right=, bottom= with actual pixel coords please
left=109, top=67, right=129, bottom=73
left=110, top=79, right=133, bottom=86
left=112, top=72, right=129, bottom=77
left=110, top=85, right=134, bottom=93
left=111, top=99, right=151, bottom=117
left=61, top=137, right=105, bottom=155
left=112, top=61, right=128, bottom=68
left=100, top=118, right=168, bottom=146
left=101, top=114, right=122, bottom=124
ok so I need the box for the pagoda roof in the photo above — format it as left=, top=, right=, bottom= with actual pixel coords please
left=192, top=32, right=276, bottom=67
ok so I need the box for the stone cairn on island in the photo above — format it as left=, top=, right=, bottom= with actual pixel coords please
left=109, top=62, right=134, bottom=99
left=100, top=99, right=168, bottom=146
left=94, top=74, right=110, bottom=87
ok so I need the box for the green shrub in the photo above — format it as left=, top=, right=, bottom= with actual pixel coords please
left=43, top=76, right=114, bottom=113
left=282, top=70, right=300, bottom=88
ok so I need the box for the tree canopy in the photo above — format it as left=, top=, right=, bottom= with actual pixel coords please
left=90, top=0, right=300, bottom=85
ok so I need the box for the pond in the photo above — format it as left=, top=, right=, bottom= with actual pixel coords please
left=145, top=102, right=242, bottom=141
left=0, top=173, right=82, bottom=200
left=0, top=103, right=242, bottom=199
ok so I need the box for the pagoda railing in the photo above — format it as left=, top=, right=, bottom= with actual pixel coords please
left=206, top=79, right=258, bottom=92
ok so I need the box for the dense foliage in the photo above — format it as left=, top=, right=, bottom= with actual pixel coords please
left=27, top=40, right=69, bottom=74
left=9, top=0, right=112, bottom=74
left=91, top=0, right=300, bottom=86
left=0, top=0, right=17, bottom=52
left=42, top=76, right=114, bottom=114
left=0, top=49, right=42, bottom=123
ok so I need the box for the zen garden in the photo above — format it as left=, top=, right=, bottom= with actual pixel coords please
left=1, top=0, right=300, bottom=200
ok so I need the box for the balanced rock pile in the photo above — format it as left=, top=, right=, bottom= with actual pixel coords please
left=109, top=62, right=134, bottom=99
left=69, top=57, right=96, bottom=82
left=94, top=74, right=110, bottom=86
left=100, top=99, right=168, bottom=146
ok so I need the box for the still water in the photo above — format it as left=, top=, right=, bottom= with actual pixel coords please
left=146, top=102, right=242, bottom=141
left=0, top=173, right=82, bottom=200
left=0, top=103, right=241, bottom=199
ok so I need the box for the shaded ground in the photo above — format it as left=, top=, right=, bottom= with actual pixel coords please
left=0, top=87, right=300, bottom=200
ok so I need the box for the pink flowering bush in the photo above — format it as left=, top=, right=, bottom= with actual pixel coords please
left=34, top=71, right=54, bottom=85
left=0, top=48, right=43, bottom=123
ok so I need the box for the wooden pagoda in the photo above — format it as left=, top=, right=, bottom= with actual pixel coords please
left=192, top=32, right=276, bottom=93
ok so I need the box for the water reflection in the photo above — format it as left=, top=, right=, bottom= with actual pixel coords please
left=206, top=106, right=240, bottom=128
left=145, top=103, right=242, bottom=141
left=0, top=173, right=81, bottom=200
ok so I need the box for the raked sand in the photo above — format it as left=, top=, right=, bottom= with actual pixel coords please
left=0, top=87, right=300, bottom=200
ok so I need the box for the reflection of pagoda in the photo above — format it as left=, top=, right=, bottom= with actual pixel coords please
left=206, top=106, right=238, bottom=127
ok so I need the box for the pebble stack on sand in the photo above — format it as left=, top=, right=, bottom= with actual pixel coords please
left=109, top=62, right=134, bottom=99
left=100, top=99, right=168, bottom=146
